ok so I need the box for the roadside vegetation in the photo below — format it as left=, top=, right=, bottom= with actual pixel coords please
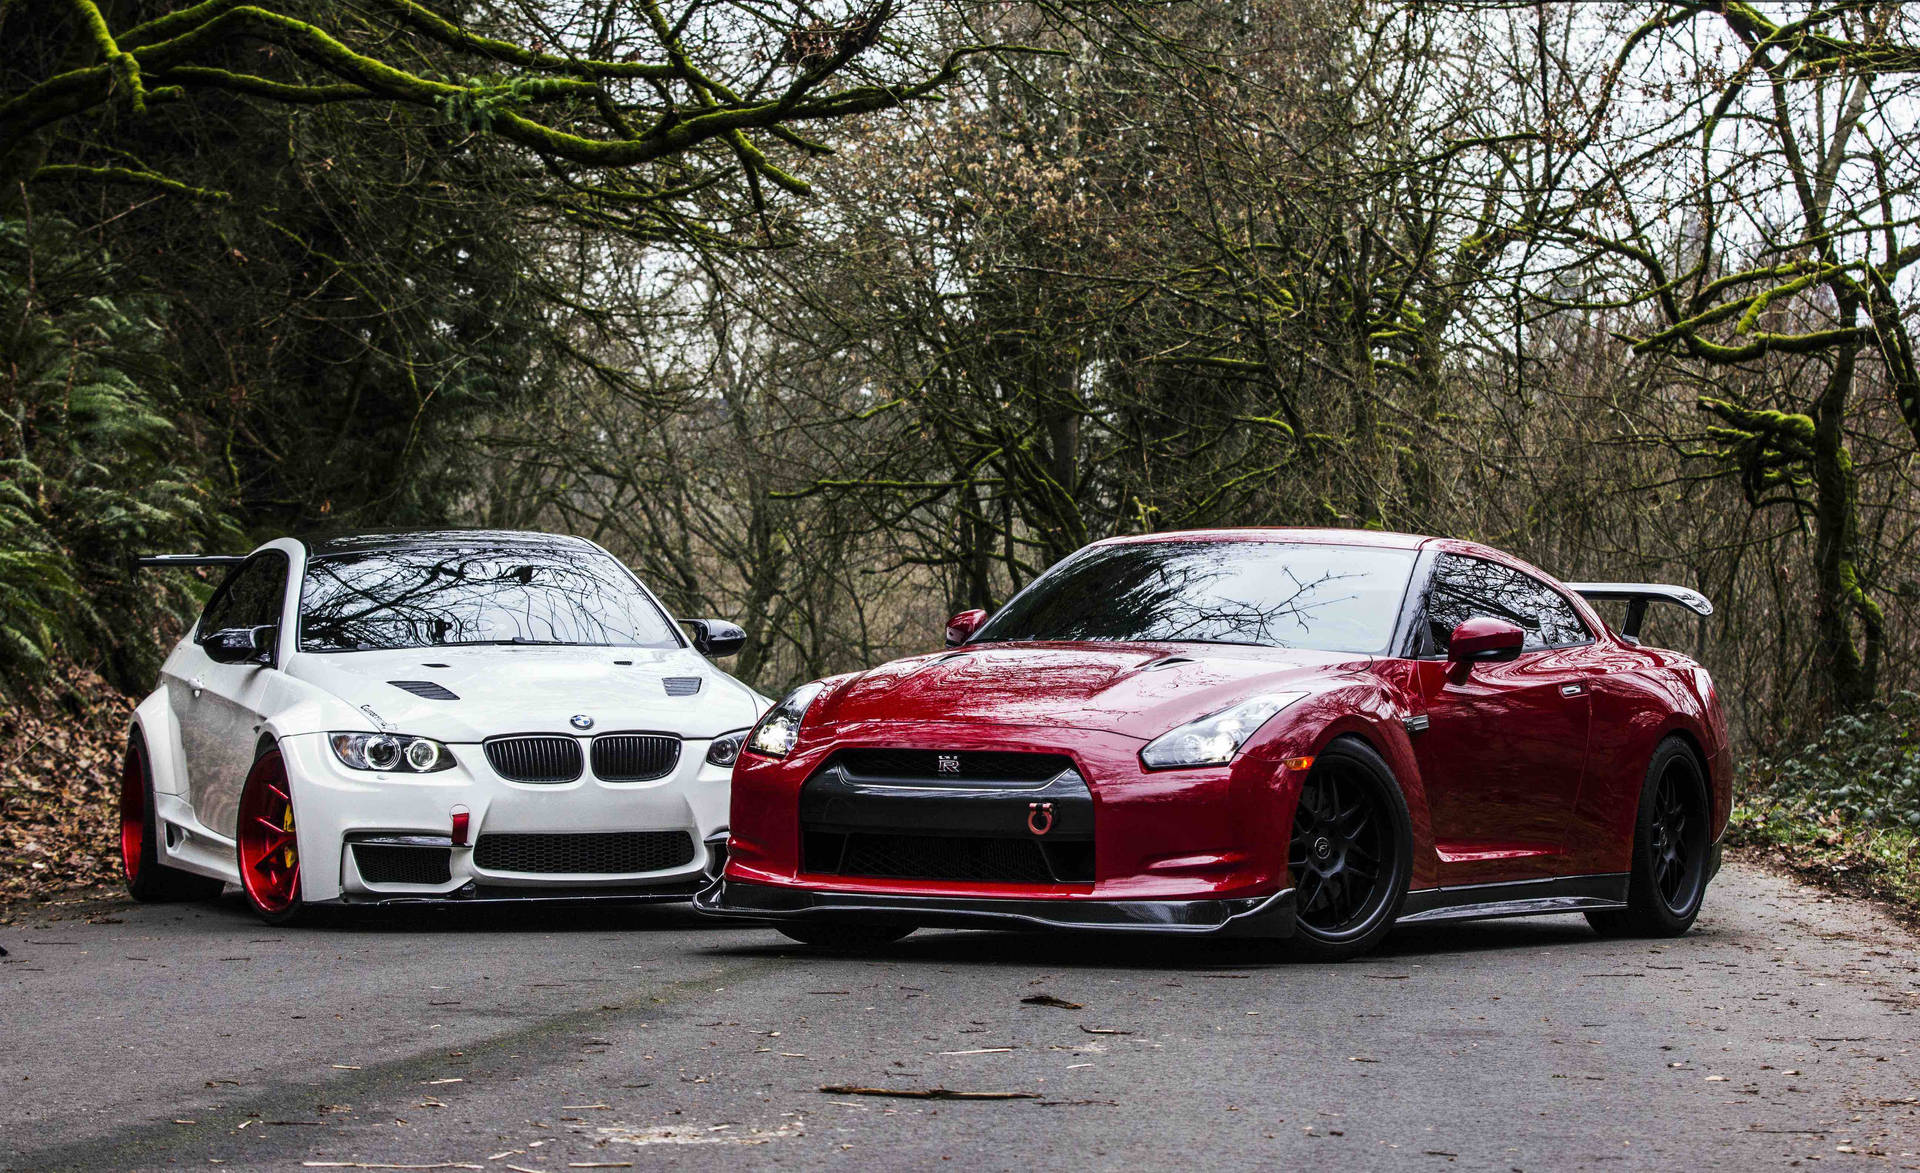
left=1732, top=694, right=1920, bottom=916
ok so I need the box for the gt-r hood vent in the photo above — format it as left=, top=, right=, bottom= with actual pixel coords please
left=813, top=641, right=1368, bottom=737
left=663, top=676, right=701, bottom=696
left=389, top=680, right=459, bottom=701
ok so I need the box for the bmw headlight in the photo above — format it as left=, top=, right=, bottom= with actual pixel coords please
left=1139, top=693, right=1307, bottom=770
left=706, top=729, right=749, bottom=768
left=330, top=732, right=456, bottom=773
left=746, top=682, right=826, bottom=759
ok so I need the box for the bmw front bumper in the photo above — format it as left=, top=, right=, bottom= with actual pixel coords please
left=693, top=877, right=1297, bottom=938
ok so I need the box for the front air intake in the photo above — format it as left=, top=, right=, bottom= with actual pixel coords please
left=483, top=735, right=584, bottom=783
left=474, top=831, right=696, bottom=874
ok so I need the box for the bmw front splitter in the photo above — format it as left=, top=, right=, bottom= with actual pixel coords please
left=693, top=878, right=1297, bottom=938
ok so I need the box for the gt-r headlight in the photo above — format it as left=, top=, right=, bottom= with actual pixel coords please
left=706, top=729, right=750, bottom=767
left=1139, top=693, right=1307, bottom=770
left=330, top=732, right=456, bottom=773
left=746, top=682, right=826, bottom=759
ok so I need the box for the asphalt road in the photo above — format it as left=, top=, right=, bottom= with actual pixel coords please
left=2, top=859, right=1916, bottom=1172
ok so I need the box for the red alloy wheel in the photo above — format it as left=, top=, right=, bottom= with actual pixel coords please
left=237, top=749, right=301, bottom=915
left=119, top=746, right=145, bottom=884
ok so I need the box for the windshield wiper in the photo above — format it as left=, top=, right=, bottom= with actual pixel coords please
left=441, top=637, right=581, bottom=647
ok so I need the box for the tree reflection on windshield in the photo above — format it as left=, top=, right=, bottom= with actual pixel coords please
left=972, top=541, right=1415, bottom=653
left=298, top=543, right=680, bottom=652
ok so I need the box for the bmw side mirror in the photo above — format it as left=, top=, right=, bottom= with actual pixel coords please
left=945, top=608, right=988, bottom=647
left=203, top=625, right=276, bottom=666
left=1446, top=617, right=1524, bottom=674
left=682, top=618, right=747, bottom=658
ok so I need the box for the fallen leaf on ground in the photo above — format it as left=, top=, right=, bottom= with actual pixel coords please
left=1020, top=994, right=1083, bottom=1010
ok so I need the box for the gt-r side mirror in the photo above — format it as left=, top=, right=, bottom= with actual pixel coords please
left=202, top=625, right=276, bottom=667
left=945, top=609, right=988, bottom=647
left=682, top=618, right=747, bottom=658
left=1446, top=617, right=1524, bottom=676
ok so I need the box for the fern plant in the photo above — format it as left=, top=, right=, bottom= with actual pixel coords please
left=0, top=217, right=236, bottom=698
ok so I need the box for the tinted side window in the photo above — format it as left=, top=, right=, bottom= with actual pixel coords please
left=1421, top=554, right=1590, bottom=654
left=199, top=552, right=288, bottom=637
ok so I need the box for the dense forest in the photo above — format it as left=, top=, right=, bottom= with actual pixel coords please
left=5, top=0, right=1920, bottom=768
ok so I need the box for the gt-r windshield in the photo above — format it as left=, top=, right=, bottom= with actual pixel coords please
left=971, top=540, right=1416, bottom=654
left=297, top=543, right=682, bottom=653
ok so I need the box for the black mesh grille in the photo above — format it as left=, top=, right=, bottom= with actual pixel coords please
left=474, top=831, right=696, bottom=874
left=805, top=831, right=1088, bottom=884
left=483, top=736, right=583, bottom=783
left=389, top=679, right=459, bottom=700
left=834, top=750, right=1074, bottom=784
left=590, top=734, right=681, bottom=782
left=353, top=843, right=453, bottom=885
left=663, top=676, right=702, bottom=696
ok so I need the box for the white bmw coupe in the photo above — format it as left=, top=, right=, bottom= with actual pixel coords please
left=121, top=530, right=768, bottom=923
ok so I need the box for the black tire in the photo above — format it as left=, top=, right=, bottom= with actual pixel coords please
left=121, top=736, right=225, bottom=903
left=1283, top=736, right=1414, bottom=961
left=1586, top=737, right=1711, bottom=939
left=775, top=922, right=915, bottom=951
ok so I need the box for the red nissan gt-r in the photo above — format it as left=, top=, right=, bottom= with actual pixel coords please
left=696, top=529, right=1730, bottom=959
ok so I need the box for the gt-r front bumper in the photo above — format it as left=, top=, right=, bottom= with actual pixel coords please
left=276, top=733, right=731, bottom=905
left=695, top=877, right=1297, bottom=937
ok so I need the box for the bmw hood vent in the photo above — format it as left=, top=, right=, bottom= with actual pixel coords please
left=390, top=680, right=460, bottom=700
left=663, top=676, right=702, bottom=697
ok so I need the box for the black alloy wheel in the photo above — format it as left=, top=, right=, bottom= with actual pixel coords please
left=1588, top=737, right=1711, bottom=938
left=1284, top=737, right=1412, bottom=960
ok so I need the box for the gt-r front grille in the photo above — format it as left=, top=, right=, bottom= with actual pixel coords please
left=474, top=831, right=696, bottom=874
left=590, top=733, right=681, bottom=782
left=803, top=831, right=1094, bottom=884
left=833, top=749, right=1075, bottom=786
left=353, top=843, right=453, bottom=885
left=484, top=736, right=583, bottom=783
left=799, top=754, right=1095, bottom=884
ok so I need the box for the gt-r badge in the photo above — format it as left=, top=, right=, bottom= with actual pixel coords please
left=937, top=753, right=960, bottom=775
left=1028, top=801, right=1054, bottom=836
left=570, top=714, right=595, bottom=730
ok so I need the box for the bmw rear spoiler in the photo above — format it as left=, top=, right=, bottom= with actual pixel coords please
left=1565, top=582, right=1712, bottom=644
left=135, top=554, right=247, bottom=571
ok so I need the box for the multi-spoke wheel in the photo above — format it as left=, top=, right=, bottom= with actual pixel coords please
left=236, top=747, right=306, bottom=923
left=121, top=736, right=223, bottom=903
left=1284, top=737, right=1412, bottom=961
left=1588, top=738, right=1711, bottom=938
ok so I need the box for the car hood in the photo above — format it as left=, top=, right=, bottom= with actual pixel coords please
left=809, top=641, right=1373, bottom=740
left=285, top=645, right=766, bottom=743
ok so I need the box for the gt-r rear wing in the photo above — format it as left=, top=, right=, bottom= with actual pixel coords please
left=1565, top=582, right=1713, bottom=644
left=134, top=554, right=247, bottom=571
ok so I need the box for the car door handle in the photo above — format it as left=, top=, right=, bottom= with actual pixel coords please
left=1559, top=683, right=1585, bottom=697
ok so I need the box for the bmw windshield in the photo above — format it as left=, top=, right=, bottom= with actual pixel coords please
left=971, top=541, right=1416, bottom=654
left=297, top=543, right=682, bottom=653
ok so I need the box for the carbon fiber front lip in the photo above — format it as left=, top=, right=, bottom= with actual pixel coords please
left=693, top=878, right=1296, bottom=937
left=327, top=879, right=707, bottom=906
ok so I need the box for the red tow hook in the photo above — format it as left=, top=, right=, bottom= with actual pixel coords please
left=451, top=806, right=471, bottom=848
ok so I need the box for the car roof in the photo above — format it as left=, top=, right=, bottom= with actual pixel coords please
left=1090, top=527, right=1432, bottom=552
left=298, top=529, right=602, bottom=559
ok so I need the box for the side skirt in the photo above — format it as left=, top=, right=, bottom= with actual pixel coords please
left=1396, top=873, right=1629, bottom=926
left=151, top=790, right=239, bottom=884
